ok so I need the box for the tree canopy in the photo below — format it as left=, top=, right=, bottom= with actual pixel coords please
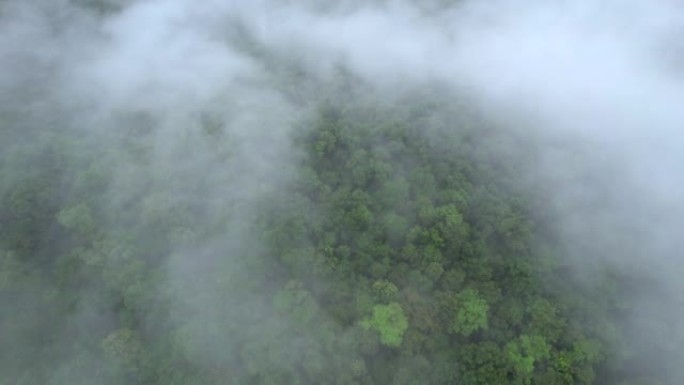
left=0, top=92, right=654, bottom=384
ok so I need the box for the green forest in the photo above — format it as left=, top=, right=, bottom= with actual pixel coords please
left=0, top=1, right=679, bottom=384
left=0, top=93, right=665, bottom=384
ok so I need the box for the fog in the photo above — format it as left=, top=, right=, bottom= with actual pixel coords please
left=1, top=0, right=683, bottom=383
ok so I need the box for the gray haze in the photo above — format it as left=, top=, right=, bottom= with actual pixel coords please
left=2, top=0, right=684, bottom=382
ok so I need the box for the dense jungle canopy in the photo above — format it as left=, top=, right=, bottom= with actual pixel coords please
left=0, top=1, right=678, bottom=384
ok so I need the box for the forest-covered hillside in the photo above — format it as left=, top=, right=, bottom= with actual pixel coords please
left=0, top=96, right=651, bottom=384
left=2, top=1, right=682, bottom=384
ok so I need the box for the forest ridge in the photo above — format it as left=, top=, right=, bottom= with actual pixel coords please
left=1, top=0, right=683, bottom=384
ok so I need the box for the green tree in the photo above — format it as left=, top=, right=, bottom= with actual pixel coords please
left=361, top=302, right=409, bottom=347
left=371, top=279, right=399, bottom=302
left=505, top=334, right=551, bottom=383
left=450, top=289, right=489, bottom=337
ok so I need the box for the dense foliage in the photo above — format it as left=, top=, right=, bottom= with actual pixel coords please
left=0, top=97, right=655, bottom=384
